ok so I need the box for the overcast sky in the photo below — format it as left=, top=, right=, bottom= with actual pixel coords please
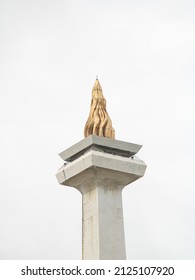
left=0, top=0, right=195, bottom=260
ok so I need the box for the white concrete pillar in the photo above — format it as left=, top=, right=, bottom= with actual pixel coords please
left=56, top=135, right=146, bottom=260
left=81, top=183, right=126, bottom=259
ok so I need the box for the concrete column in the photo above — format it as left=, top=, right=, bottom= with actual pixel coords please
left=56, top=135, right=147, bottom=260
left=81, top=183, right=126, bottom=259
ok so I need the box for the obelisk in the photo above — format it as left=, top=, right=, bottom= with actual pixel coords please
left=56, top=79, right=147, bottom=259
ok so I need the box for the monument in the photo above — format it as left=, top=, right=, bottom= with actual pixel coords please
left=56, top=79, right=147, bottom=259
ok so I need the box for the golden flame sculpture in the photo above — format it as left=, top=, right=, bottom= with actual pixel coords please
left=84, top=79, right=115, bottom=139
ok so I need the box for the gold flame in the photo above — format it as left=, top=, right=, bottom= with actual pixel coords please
left=84, top=79, right=115, bottom=139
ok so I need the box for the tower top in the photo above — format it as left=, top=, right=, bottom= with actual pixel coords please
left=84, top=79, right=115, bottom=139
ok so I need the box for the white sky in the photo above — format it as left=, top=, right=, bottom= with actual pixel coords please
left=0, top=0, right=195, bottom=259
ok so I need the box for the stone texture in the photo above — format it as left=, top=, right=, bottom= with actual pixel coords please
left=82, top=183, right=126, bottom=259
left=59, top=134, right=142, bottom=162
left=56, top=136, right=147, bottom=260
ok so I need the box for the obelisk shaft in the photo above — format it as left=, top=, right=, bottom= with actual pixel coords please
left=56, top=135, right=147, bottom=260
left=82, top=184, right=126, bottom=260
